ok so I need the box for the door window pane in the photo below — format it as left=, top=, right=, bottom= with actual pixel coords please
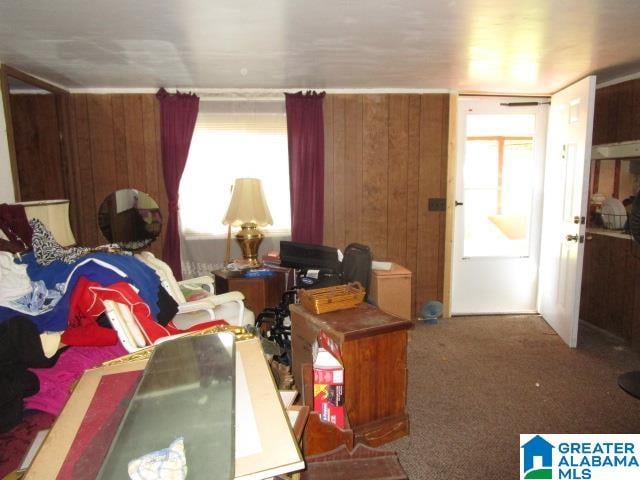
left=463, top=114, right=535, bottom=258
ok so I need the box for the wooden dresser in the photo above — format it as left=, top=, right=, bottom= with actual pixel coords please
left=290, top=303, right=412, bottom=447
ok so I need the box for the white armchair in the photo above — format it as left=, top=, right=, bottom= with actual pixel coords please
left=135, top=251, right=254, bottom=328
left=103, top=252, right=255, bottom=353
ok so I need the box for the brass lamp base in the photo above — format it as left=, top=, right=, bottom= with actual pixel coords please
left=235, top=222, right=264, bottom=268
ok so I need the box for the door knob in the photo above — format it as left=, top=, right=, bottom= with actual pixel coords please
left=566, top=234, right=584, bottom=243
left=455, top=201, right=463, bottom=207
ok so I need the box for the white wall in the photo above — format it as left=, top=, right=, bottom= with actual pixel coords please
left=0, top=92, right=15, bottom=203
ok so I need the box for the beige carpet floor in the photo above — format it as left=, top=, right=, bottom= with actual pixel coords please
left=386, top=315, right=640, bottom=479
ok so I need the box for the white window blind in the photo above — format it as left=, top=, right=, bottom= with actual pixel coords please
left=179, top=99, right=291, bottom=238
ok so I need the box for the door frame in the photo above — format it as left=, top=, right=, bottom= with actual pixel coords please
left=447, top=95, right=548, bottom=316
left=442, top=93, right=458, bottom=318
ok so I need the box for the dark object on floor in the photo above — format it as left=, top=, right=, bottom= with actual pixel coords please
left=421, top=300, right=443, bottom=324
left=0, top=410, right=55, bottom=478
left=255, top=290, right=296, bottom=365
left=618, top=371, right=640, bottom=399
left=301, top=444, right=408, bottom=480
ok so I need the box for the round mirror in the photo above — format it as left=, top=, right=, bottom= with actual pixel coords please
left=98, top=189, right=162, bottom=250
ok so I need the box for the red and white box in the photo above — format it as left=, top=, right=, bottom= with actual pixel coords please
left=313, top=332, right=345, bottom=428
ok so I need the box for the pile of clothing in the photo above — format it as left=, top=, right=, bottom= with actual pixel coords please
left=0, top=204, right=180, bottom=431
left=0, top=316, right=63, bottom=432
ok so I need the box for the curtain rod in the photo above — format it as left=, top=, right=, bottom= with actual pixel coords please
left=198, top=94, right=284, bottom=102
left=459, top=92, right=551, bottom=99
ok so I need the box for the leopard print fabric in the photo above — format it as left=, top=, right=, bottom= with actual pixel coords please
left=29, top=219, right=90, bottom=266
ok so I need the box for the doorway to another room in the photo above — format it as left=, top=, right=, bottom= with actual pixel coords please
left=451, top=97, right=548, bottom=314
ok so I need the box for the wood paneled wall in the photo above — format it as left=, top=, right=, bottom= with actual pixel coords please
left=62, top=91, right=448, bottom=307
left=323, top=94, right=450, bottom=314
left=592, top=78, right=640, bottom=145
left=9, top=94, right=67, bottom=201
left=67, top=94, right=167, bottom=258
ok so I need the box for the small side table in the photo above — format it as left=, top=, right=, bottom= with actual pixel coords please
left=213, top=268, right=289, bottom=315
left=290, top=303, right=412, bottom=447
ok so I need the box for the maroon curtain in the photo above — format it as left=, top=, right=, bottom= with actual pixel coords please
left=285, top=91, right=326, bottom=244
left=156, top=88, right=199, bottom=280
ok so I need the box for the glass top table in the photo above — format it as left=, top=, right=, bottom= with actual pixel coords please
left=97, top=332, right=236, bottom=480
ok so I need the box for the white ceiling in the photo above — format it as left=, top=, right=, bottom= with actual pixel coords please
left=1, top=0, right=640, bottom=94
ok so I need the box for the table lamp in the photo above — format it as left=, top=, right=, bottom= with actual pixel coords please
left=222, top=178, right=273, bottom=268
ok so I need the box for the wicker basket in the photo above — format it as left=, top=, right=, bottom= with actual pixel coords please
left=299, top=282, right=366, bottom=315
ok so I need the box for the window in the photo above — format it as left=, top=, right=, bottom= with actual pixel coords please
left=179, top=99, right=291, bottom=238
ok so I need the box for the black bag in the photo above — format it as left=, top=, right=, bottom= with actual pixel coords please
left=341, top=243, right=373, bottom=298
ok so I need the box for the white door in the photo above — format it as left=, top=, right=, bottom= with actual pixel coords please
left=538, top=76, right=596, bottom=347
left=451, top=97, right=547, bottom=314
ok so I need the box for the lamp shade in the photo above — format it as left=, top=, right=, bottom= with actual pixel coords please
left=222, top=178, right=273, bottom=227
left=20, top=199, right=76, bottom=247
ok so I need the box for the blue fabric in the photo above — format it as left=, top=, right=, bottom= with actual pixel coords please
left=0, top=252, right=161, bottom=332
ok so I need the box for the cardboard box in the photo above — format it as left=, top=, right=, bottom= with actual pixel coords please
left=313, top=333, right=345, bottom=428
left=369, top=263, right=412, bottom=320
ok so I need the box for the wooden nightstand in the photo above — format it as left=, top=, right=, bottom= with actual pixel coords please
left=213, top=268, right=290, bottom=315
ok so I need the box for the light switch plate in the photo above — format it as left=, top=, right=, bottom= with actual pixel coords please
left=428, top=198, right=446, bottom=211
